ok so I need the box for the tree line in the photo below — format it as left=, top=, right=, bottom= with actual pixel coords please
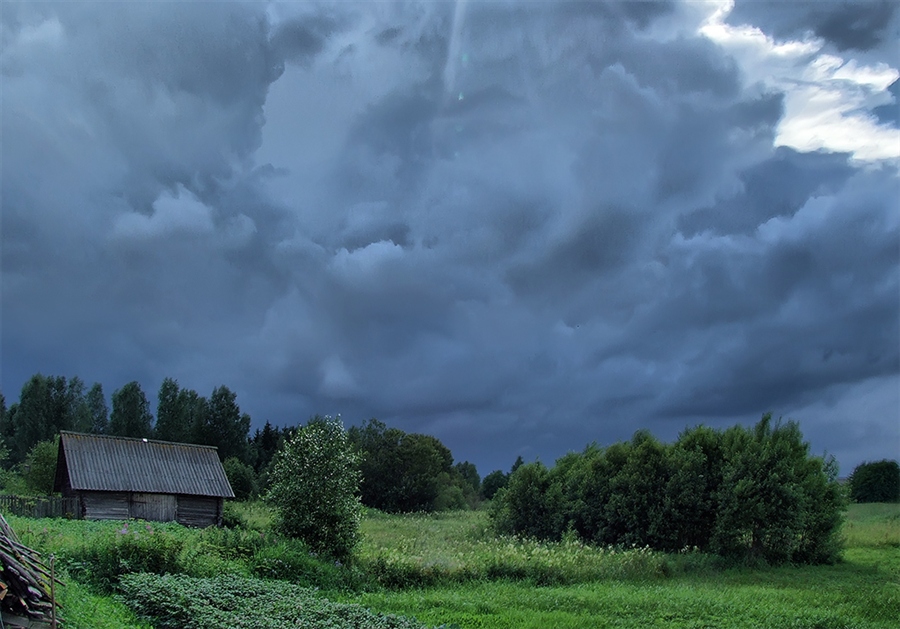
left=0, top=373, right=516, bottom=506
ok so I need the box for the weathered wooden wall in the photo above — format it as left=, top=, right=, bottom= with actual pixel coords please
left=82, top=492, right=129, bottom=520
left=176, top=495, right=221, bottom=527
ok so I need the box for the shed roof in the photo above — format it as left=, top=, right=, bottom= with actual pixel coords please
left=55, top=431, right=235, bottom=498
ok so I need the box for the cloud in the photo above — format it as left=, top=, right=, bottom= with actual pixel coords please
left=2, top=1, right=898, bottom=476
left=726, top=0, right=899, bottom=53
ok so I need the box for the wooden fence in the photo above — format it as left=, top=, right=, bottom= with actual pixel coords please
left=0, top=495, right=81, bottom=519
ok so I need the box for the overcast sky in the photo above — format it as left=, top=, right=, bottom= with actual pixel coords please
left=2, top=0, right=898, bottom=476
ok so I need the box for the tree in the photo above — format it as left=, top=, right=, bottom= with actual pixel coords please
left=481, top=470, right=508, bottom=500
left=86, top=383, right=109, bottom=434
left=849, top=460, right=900, bottom=503
left=155, top=377, right=185, bottom=442
left=348, top=419, right=457, bottom=512
left=181, top=389, right=209, bottom=444
left=67, top=376, right=93, bottom=433
left=490, top=461, right=564, bottom=540
left=22, top=437, right=59, bottom=495
left=9, top=374, right=74, bottom=463
left=711, top=415, right=845, bottom=565
left=266, top=416, right=361, bottom=560
left=223, top=456, right=257, bottom=501
left=0, top=393, right=8, bottom=454
left=109, top=381, right=153, bottom=438
left=250, top=421, right=283, bottom=473
left=202, top=386, right=251, bottom=463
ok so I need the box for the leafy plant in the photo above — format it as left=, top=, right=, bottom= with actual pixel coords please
left=118, top=573, right=430, bottom=629
left=849, top=460, right=900, bottom=503
left=266, top=415, right=362, bottom=560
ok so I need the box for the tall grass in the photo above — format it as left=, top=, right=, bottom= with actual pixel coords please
left=357, top=510, right=717, bottom=587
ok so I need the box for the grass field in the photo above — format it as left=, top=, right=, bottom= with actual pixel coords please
left=4, top=502, right=898, bottom=628
left=337, top=503, right=900, bottom=629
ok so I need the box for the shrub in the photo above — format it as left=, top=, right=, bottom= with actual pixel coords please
left=480, top=470, right=508, bottom=500
left=223, top=456, right=257, bottom=500
left=266, top=415, right=362, bottom=561
left=489, top=415, right=845, bottom=565
left=489, top=462, right=565, bottom=540
left=22, top=437, right=59, bottom=495
left=848, top=459, right=900, bottom=503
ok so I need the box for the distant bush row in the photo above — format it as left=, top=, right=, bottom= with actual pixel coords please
left=490, top=414, right=845, bottom=566
left=848, top=459, right=900, bottom=504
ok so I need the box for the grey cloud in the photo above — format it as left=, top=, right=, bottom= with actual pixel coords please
left=2, top=1, right=898, bottom=476
left=727, top=0, right=899, bottom=52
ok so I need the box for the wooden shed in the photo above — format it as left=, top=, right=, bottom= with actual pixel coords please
left=53, top=431, right=235, bottom=527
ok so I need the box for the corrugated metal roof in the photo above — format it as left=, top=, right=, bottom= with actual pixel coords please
left=57, top=431, right=235, bottom=498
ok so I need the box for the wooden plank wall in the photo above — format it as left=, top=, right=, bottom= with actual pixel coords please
left=176, top=495, right=221, bottom=527
left=82, top=492, right=130, bottom=520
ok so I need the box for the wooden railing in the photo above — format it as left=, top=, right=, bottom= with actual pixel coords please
left=0, top=495, right=81, bottom=519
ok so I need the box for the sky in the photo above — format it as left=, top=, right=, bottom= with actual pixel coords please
left=1, top=0, right=898, bottom=477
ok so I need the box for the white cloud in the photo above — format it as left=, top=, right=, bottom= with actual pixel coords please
left=700, top=1, right=900, bottom=162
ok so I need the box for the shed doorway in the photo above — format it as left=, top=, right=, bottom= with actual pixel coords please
left=131, top=493, right=176, bottom=521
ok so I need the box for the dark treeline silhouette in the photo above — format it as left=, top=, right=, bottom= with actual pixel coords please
left=0, top=374, right=502, bottom=507
left=0, top=374, right=259, bottom=467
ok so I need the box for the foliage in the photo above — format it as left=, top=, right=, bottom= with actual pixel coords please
left=348, top=419, right=462, bottom=513
left=481, top=470, right=508, bottom=500
left=109, top=381, right=153, bottom=438
left=64, top=521, right=186, bottom=591
left=22, top=436, right=60, bottom=495
left=86, top=382, right=109, bottom=434
left=267, top=416, right=362, bottom=560
left=3, top=374, right=95, bottom=463
left=118, top=573, right=430, bottom=629
left=154, top=377, right=184, bottom=443
left=198, top=385, right=251, bottom=463
left=223, top=456, right=257, bottom=500
left=849, top=459, right=900, bottom=503
left=490, top=462, right=564, bottom=541
left=490, top=415, right=845, bottom=565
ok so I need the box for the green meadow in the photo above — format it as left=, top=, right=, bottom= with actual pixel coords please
left=4, top=502, right=898, bottom=628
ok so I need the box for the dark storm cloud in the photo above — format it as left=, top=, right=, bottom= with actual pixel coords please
left=727, top=0, right=899, bottom=52
left=2, top=1, right=897, bottom=475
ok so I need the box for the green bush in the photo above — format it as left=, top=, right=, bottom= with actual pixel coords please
left=22, top=436, right=59, bottom=495
left=223, top=457, right=257, bottom=500
left=490, top=415, right=845, bottom=565
left=848, top=459, right=900, bottom=503
left=266, top=416, right=362, bottom=561
left=490, top=462, right=562, bottom=540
